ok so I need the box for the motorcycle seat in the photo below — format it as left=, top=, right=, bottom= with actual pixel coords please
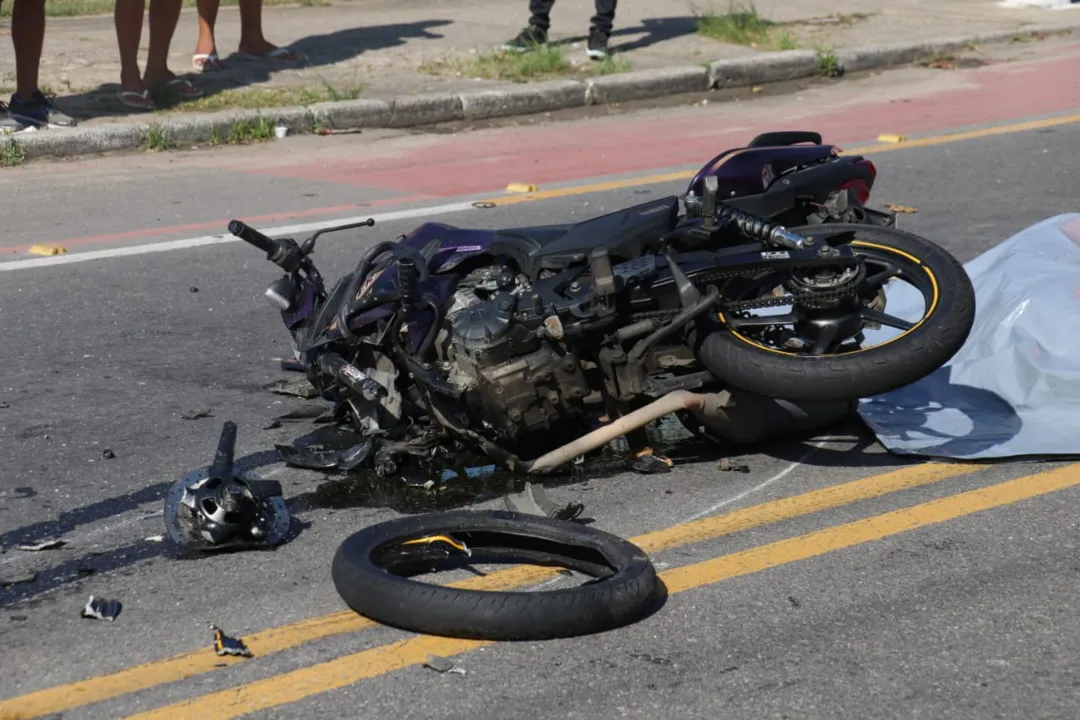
left=504, top=195, right=681, bottom=276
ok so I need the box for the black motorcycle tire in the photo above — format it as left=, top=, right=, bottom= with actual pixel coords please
left=696, top=224, right=976, bottom=403
left=331, top=509, right=661, bottom=642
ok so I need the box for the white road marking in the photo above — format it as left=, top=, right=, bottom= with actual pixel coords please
left=0, top=201, right=481, bottom=272
left=679, top=441, right=828, bottom=524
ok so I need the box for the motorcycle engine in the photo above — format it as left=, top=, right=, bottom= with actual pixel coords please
left=437, top=265, right=592, bottom=444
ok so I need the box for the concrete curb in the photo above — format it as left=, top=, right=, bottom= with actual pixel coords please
left=5, top=24, right=1076, bottom=162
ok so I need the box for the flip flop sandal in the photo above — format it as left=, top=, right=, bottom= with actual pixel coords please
left=116, top=89, right=156, bottom=110
left=238, top=46, right=307, bottom=62
left=164, top=77, right=204, bottom=99
left=193, top=52, right=222, bottom=72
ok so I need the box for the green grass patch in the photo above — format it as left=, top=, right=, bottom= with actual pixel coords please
left=0, top=138, right=26, bottom=167
left=145, top=123, right=177, bottom=151
left=696, top=1, right=790, bottom=49
left=420, top=45, right=572, bottom=83
left=814, top=45, right=841, bottom=77
left=420, top=45, right=633, bottom=82
left=149, top=82, right=360, bottom=112
left=227, top=115, right=276, bottom=144
left=0, top=0, right=328, bottom=18
left=595, top=54, right=632, bottom=76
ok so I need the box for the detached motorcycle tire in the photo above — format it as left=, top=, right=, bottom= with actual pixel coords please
left=696, top=224, right=976, bottom=403
left=331, top=510, right=661, bottom=642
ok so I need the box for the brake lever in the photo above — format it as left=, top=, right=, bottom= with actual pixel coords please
left=300, top=217, right=376, bottom=256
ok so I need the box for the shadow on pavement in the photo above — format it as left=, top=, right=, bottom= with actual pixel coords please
left=52, top=20, right=453, bottom=122
left=553, top=16, right=702, bottom=53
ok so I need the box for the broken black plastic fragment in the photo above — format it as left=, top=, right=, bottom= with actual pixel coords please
left=180, top=409, right=214, bottom=420
left=263, top=405, right=334, bottom=430
left=81, top=595, right=122, bottom=621
left=16, top=539, right=66, bottom=551
left=503, top=482, right=584, bottom=522
left=212, top=624, right=253, bottom=658
left=275, top=436, right=373, bottom=471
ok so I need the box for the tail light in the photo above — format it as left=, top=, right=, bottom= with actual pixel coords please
left=839, top=180, right=871, bottom=206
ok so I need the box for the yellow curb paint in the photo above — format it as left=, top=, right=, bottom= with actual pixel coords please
left=26, top=245, right=67, bottom=256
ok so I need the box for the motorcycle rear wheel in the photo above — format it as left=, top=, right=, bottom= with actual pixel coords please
left=694, top=224, right=976, bottom=403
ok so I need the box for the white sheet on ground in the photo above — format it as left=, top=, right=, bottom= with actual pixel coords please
left=856, top=213, right=1080, bottom=460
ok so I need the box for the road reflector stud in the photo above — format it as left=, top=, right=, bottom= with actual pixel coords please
left=506, top=183, right=538, bottom=193
left=877, top=133, right=907, bottom=143
left=28, top=245, right=67, bottom=256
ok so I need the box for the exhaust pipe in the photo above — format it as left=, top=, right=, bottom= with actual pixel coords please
left=522, top=389, right=854, bottom=475
left=523, top=390, right=710, bottom=474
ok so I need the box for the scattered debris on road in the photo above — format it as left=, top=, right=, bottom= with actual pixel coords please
left=0, top=572, right=38, bottom=587
left=102, top=449, right=116, bottom=460
left=16, top=539, right=66, bottom=552
left=180, top=409, right=214, bottom=420
left=144, top=535, right=164, bottom=543
left=423, top=654, right=467, bottom=675
left=503, top=482, right=584, bottom=521
left=719, top=458, right=750, bottom=473
left=884, top=203, right=918, bottom=213
left=212, top=624, right=253, bottom=657
left=264, top=375, right=319, bottom=399
left=81, top=595, right=122, bottom=622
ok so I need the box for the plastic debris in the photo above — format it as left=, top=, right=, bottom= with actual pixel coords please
left=180, top=409, right=214, bottom=420
left=0, top=572, right=38, bottom=587
left=102, top=449, right=116, bottom=460
left=719, top=458, right=750, bottom=473
left=423, top=654, right=467, bottom=675
left=145, top=535, right=165, bottom=543
left=81, top=595, right=122, bottom=621
left=17, top=539, right=66, bottom=552
left=503, top=482, right=584, bottom=521
left=265, top=375, right=319, bottom=399
left=212, top=624, right=253, bottom=657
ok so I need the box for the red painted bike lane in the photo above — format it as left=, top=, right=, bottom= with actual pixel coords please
left=7, top=42, right=1079, bottom=256
left=230, top=46, right=1080, bottom=196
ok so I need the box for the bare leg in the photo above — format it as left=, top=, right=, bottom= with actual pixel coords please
left=114, top=0, right=151, bottom=102
left=237, top=0, right=302, bottom=60
left=12, top=0, right=46, bottom=99
left=194, top=0, right=220, bottom=65
left=143, top=0, right=182, bottom=84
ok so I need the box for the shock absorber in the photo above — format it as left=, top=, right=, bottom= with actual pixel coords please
left=396, top=255, right=419, bottom=307
left=715, top=205, right=813, bottom=251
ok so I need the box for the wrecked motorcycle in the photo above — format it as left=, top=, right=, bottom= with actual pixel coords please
left=231, top=131, right=976, bottom=476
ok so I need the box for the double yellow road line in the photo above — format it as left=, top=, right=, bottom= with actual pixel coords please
left=4, top=460, right=1080, bottom=719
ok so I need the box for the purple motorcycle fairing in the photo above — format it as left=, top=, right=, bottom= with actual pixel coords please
left=282, top=142, right=840, bottom=339
left=685, top=144, right=838, bottom=201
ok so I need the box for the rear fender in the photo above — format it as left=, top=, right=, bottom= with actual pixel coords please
left=722, top=155, right=877, bottom=219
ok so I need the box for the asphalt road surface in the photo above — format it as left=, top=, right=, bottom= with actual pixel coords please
left=2, top=40, right=1080, bottom=720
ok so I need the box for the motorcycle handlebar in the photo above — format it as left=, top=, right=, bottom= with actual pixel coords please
left=228, top=219, right=281, bottom=256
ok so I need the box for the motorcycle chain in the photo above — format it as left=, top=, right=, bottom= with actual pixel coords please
left=695, top=261, right=866, bottom=313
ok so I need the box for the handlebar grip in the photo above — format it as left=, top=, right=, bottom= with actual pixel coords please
left=316, top=353, right=388, bottom=401
left=228, top=219, right=280, bottom=256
